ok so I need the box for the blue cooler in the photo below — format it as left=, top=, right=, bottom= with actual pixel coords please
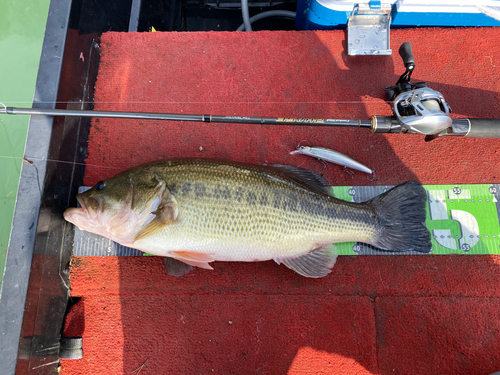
left=295, top=0, right=500, bottom=55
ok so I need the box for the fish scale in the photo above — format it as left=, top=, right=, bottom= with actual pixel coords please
left=133, top=160, right=377, bottom=261
left=64, top=158, right=431, bottom=278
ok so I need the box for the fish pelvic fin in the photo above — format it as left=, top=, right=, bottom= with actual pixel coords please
left=275, top=244, right=338, bottom=278
left=169, top=251, right=215, bottom=270
left=369, top=181, right=432, bottom=253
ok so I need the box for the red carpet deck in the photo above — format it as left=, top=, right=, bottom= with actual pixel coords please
left=61, top=28, right=500, bottom=374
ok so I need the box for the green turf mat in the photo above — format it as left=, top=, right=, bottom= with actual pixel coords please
left=331, top=184, right=500, bottom=255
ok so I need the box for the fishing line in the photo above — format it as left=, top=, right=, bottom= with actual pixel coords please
left=2, top=155, right=121, bottom=192
left=0, top=155, right=122, bottom=171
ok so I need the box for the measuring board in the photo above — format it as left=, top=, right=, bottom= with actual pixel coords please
left=72, top=184, right=500, bottom=256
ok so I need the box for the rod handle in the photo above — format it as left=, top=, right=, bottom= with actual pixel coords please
left=466, top=118, right=500, bottom=138
left=399, top=42, right=415, bottom=68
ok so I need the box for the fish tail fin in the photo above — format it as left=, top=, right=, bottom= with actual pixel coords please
left=368, top=181, right=431, bottom=253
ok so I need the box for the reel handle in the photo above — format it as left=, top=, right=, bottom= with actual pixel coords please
left=388, top=42, right=418, bottom=96
left=399, top=42, right=415, bottom=68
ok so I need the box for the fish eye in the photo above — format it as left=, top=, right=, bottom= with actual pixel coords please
left=96, top=181, right=105, bottom=191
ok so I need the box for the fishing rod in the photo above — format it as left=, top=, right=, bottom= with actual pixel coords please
left=1, top=43, right=499, bottom=142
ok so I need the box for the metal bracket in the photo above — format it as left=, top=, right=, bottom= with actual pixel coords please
left=347, top=1, right=392, bottom=56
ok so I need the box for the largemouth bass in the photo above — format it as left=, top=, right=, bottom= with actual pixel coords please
left=64, top=159, right=431, bottom=278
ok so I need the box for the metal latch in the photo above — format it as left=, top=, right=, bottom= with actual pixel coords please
left=347, top=1, right=392, bottom=55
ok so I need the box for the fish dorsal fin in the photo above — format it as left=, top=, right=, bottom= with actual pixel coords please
left=275, top=244, right=338, bottom=278
left=270, top=164, right=334, bottom=196
left=134, top=188, right=179, bottom=242
left=163, top=257, right=194, bottom=277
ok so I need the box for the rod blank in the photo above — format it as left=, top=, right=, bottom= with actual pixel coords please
left=0, top=106, right=372, bottom=128
left=3, top=106, right=499, bottom=139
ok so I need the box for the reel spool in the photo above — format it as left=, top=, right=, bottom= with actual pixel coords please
left=393, top=86, right=452, bottom=135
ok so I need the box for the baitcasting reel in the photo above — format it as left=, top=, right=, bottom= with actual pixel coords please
left=384, top=42, right=452, bottom=136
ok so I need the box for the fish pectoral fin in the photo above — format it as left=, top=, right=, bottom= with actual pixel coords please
left=170, top=251, right=215, bottom=270
left=134, top=199, right=179, bottom=242
left=275, top=244, right=338, bottom=278
left=163, top=257, right=194, bottom=277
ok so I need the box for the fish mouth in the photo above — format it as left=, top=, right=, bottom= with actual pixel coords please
left=63, top=195, right=102, bottom=226
left=63, top=206, right=88, bottom=226
left=77, top=194, right=102, bottom=219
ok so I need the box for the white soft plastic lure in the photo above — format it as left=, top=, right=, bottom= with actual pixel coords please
left=290, top=145, right=374, bottom=176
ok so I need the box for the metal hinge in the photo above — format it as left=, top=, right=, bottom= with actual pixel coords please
left=347, top=1, right=392, bottom=55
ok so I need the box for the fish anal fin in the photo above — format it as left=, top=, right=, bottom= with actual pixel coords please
left=275, top=244, right=338, bottom=278
left=163, top=257, right=194, bottom=277
left=170, top=251, right=215, bottom=270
